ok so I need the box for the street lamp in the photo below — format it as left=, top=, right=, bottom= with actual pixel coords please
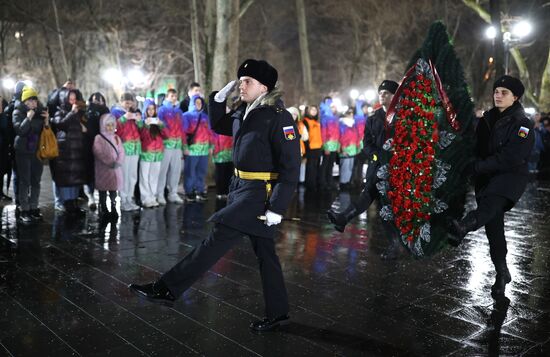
left=512, top=21, right=532, bottom=38
left=127, top=68, right=146, bottom=87
left=485, top=18, right=533, bottom=75
left=364, top=89, right=376, bottom=102
left=485, top=26, right=497, bottom=40
left=102, top=67, right=124, bottom=86
left=2, top=78, right=15, bottom=90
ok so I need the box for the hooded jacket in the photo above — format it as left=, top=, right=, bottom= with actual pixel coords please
left=140, top=99, right=164, bottom=162
left=112, top=105, right=142, bottom=156
left=319, top=98, right=340, bottom=152
left=158, top=99, right=186, bottom=150
left=182, top=95, right=213, bottom=156
left=211, top=131, right=233, bottom=163
left=339, top=115, right=361, bottom=157
left=93, top=114, right=124, bottom=191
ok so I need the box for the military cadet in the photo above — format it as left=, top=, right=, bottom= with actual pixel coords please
left=326, top=80, right=402, bottom=259
left=129, top=59, right=301, bottom=332
left=448, top=75, right=534, bottom=297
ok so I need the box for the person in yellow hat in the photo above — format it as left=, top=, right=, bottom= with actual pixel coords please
left=12, top=86, right=49, bottom=225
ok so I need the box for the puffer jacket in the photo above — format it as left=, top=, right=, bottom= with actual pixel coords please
left=12, top=101, right=46, bottom=155
left=50, top=90, right=89, bottom=186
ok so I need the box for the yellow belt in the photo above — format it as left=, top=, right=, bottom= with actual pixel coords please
left=234, top=169, right=278, bottom=201
left=234, top=169, right=278, bottom=181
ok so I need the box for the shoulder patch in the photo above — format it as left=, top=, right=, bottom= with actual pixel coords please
left=518, top=126, right=529, bottom=138
left=283, top=126, right=296, bottom=140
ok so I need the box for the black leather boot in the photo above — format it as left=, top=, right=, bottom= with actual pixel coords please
left=491, top=262, right=511, bottom=297
left=66, top=200, right=86, bottom=217
left=128, top=280, right=176, bottom=305
left=109, top=203, right=119, bottom=219
left=327, top=204, right=358, bottom=233
left=250, top=314, right=290, bottom=332
left=448, top=213, right=478, bottom=247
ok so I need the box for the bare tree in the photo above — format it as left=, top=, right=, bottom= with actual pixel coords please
left=296, top=0, right=314, bottom=101
left=190, top=0, right=203, bottom=84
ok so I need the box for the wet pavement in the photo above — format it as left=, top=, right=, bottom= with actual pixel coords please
left=1, top=171, right=550, bottom=356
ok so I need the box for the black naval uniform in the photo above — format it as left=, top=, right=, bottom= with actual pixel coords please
left=160, top=91, right=301, bottom=319
left=357, top=107, right=387, bottom=209
left=458, top=102, right=534, bottom=262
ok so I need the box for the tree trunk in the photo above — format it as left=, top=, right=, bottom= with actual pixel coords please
left=51, top=0, right=71, bottom=80
left=296, top=0, right=313, bottom=101
left=489, top=0, right=505, bottom=78
left=227, top=0, right=240, bottom=82
left=190, top=0, right=203, bottom=85
left=203, top=0, right=216, bottom=94
left=539, top=48, right=550, bottom=112
left=212, top=0, right=231, bottom=91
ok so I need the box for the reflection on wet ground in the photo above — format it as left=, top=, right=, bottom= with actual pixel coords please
left=1, top=174, right=550, bottom=356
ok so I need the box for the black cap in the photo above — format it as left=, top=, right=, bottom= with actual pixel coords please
left=237, top=59, right=278, bottom=91
left=378, top=80, right=399, bottom=94
left=493, top=75, right=524, bottom=99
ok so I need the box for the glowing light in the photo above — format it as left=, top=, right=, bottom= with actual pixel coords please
left=488, top=57, right=494, bottom=64
left=298, top=104, right=306, bottom=112
left=512, top=20, right=532, bottom=38
left=485, top=26, right=497, bottom=39
left=127, top=68, right=146, bottom=86
left=349, top=89, right=359, bottom=100
left=524, top=107, right=536, bottom=115
left=102, top=68, right=123, bottom=85
left=367, top=106, right=373, bottom=114
left=22, top=80, right=33, bottom=87
left=2, top=78, right=15, bottom=90
left=135, top=95, right=145, bottom=102
left=364, top=89, right=376, bottom=102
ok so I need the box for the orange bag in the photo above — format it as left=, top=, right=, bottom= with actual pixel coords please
left=37, top=126, right=59, bottom=160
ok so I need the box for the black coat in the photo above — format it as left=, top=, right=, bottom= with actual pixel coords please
left=12, top=101, right=46, bottom=155
left=474, top=102, right=534, bottom=204
left=0, top=100, right=15, bottom=175
left=50, top=107, right=90, bottom=186
left=207, top=91, right=301, bottom=238
left=362, top=107, right=386, bottom=159
left=362, top=107, right=387, bottom=185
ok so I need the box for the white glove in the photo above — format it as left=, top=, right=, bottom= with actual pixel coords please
left=264, top=210, right=282, bottom=226
left=214, top=80, right=237, bottom=103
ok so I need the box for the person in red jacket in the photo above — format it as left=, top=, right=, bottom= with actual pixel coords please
left=139, top=99, right=165, bottom=208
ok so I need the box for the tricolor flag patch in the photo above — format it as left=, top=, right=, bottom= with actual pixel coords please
left=283, top=126, right=296, bottom=140
left=518, top=126, right=530, bottom=138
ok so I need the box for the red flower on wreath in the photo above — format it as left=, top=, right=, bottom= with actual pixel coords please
left=386, top=67, right=439, bottom=246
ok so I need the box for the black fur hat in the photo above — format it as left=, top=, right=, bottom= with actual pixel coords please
left=237, top=59, right=278, bottom=91
left=378, top=80, right=399, bottom=94
left=493, top=75, right=524, bottom=99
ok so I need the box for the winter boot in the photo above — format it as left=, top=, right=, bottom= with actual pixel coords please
left=108, top=192, right=119, bottom=219
left=98, top=193, right=109, bottom=219
left=67, top=199, right=86, bottom=217
left=491, top=262, right=512, bottom=297
left=327, top=204, right=358, bottom=233
left=110, top=202, right=119, bottom=219
left=448, top=213, right=478, bottom=247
